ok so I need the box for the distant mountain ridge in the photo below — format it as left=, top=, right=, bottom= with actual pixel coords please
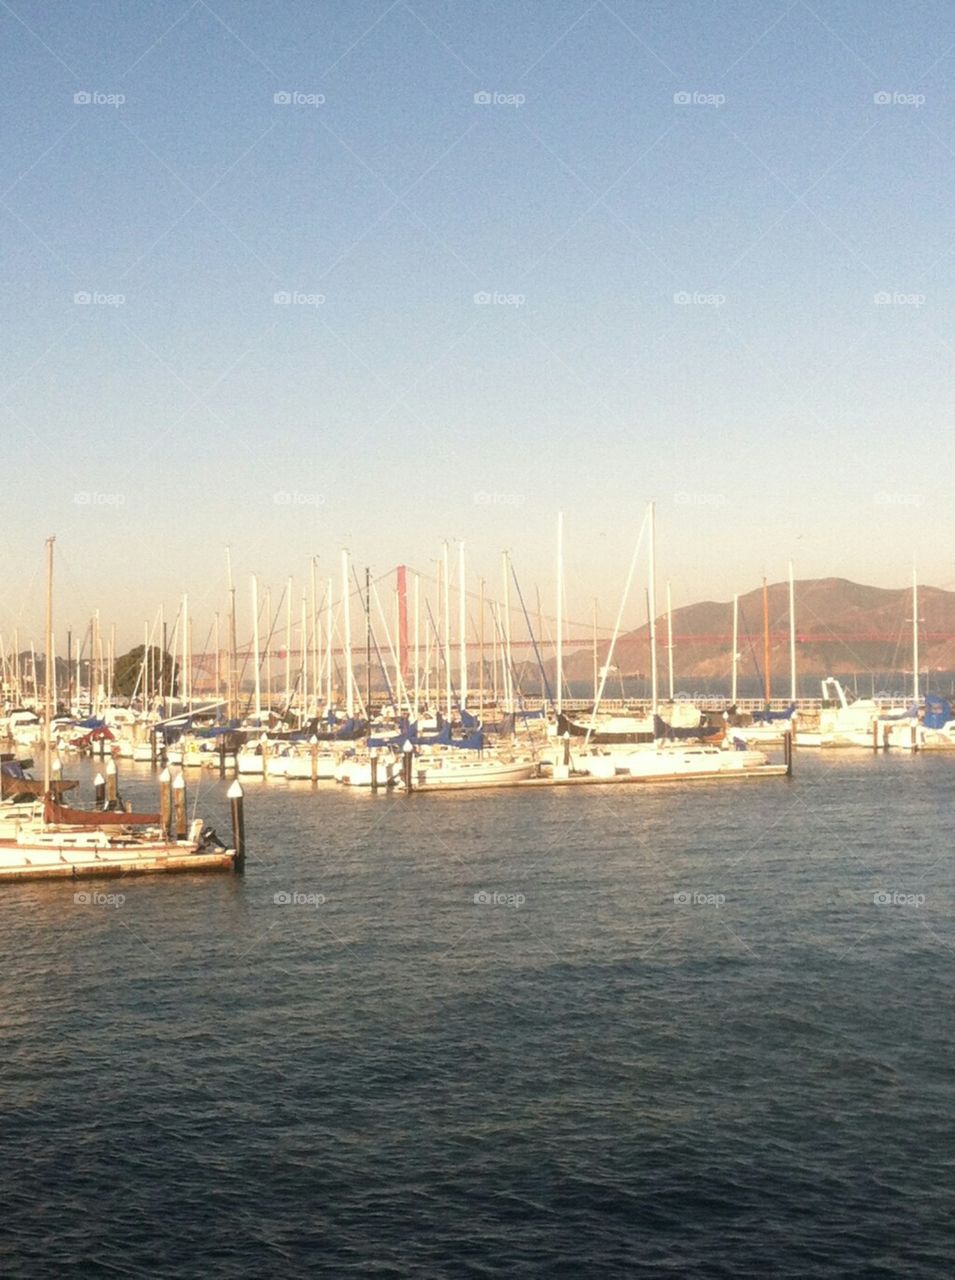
left=562, top=578, right=955, bottom=684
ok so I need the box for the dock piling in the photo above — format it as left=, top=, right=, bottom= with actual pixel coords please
left=228, top=779, right=246, bottom=872
left=159, top=767, right=172, bottom=836
left=402, top=740, right=414, bottom=794
left=173, top=772, right=187, bottom=839
left=94, top=772, right=106, bottom=808
left=106, top=757, right=118, bottom=807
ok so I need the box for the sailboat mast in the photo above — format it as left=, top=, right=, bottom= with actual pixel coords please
left=251, top=577, right=262, bottom=721
left=413, top=573, right=420, bottom=719
left=285, top=578, right=293, bottom=710
left=458, top=541, right=467, bottom=710
left=788, top=561, right=797, bottom=703
left=762, top=577, right=772, bottom=705
left=648, top=501, right=658, bottom=715
left=342, top=550, right=354, bottom=718
left=326, top=578, right=333, bottom=711
left=556, top=512, right=563, bottom=716
left=502, top=551, right=513, bottom=710
left=478, top=577, right=485, bottom=718
left=443, top=542, right=452, bottom=717
left=913, top=562, right=920, bottom=703
left=666, top=579, right=674, bottom=702
left=731, top=594, right=739, bottom=705
left=43, top=536, right=54, bottom=796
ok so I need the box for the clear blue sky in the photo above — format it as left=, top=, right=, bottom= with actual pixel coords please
left=3, top=0, right=954, bottom=649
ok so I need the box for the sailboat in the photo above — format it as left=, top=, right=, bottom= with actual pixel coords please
left=0, top=540, right=238, bottom=882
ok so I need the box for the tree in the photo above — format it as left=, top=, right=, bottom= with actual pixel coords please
left=113, top=646, right=178, bottom=699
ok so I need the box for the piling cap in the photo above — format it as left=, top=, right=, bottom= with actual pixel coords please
left=260, top=732, right=268, bottom=743
left=309, top=735, right=318, bottom=745
left=93, top=772, right=105, bottom=786
left=403, top=740, right=413, bottom=753
left=227, top=779, right=244, bottom=799
left=159, top=767, right=171, bottom=782
left=106, top=757, right=116, bottom=773
left=172, top=772, right=185, bottom=790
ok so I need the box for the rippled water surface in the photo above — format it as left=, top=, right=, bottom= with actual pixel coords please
left=2, top=753, right=954, bottom=1277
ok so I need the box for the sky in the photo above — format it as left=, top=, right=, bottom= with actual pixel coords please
left=3, top=0, right=955, bottom=651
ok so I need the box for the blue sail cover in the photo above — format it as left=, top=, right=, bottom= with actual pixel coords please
left=923, top=697, right=954, bottom=730
left=751, top=703, right=796, bottom=723
left=460, top=708, right=480, bottom=729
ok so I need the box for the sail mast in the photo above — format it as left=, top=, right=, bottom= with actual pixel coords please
left=762, top=577, right=771, bottom=705
left=789, top=561, right=797, bottom=703
left=648, top=501, right=658, bottom=715
left=43, top=536, right=54, bottom=796
left=666, top=579, right=674, bottom=702
left=913, top=561, right=919, bottom=703
left=251, top=577, right=261, bottom=721
left=731, top=594, right=739, bottom=705
left=458, top=540, right=467, bottom=709
left=342, top=550, right=354, bottom=718
left=556, top=512, right=563, bottom=716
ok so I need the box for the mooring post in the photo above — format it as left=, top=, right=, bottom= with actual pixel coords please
left=911, top=722, right=919, bottom=753
left=106, top=756, right=117, bottom=807
left=310, top=734, right=318, bottom=783
left=173, top=771, right=187, bottom=840
left=403, top=739, right=414, bottom=794
left=228, top=778, right=246, bottom=872
left=370, top=746, right=379, bottom=793
left=260, top=732, right=269, bottom=781
left=219, top=736, right=226, bottom=780
left=784, top=731, right=793, bottom=777
left=51, top=753, right=62, bottom=793
left=159, top=767, right=172, bottom=836
left=873, top=720, right=879, bottom=752
left=94, top=771, right=106, bottom=808
left=562, top=730, right=571, bottom=768
left=150, top=730, right=157, bottom=768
